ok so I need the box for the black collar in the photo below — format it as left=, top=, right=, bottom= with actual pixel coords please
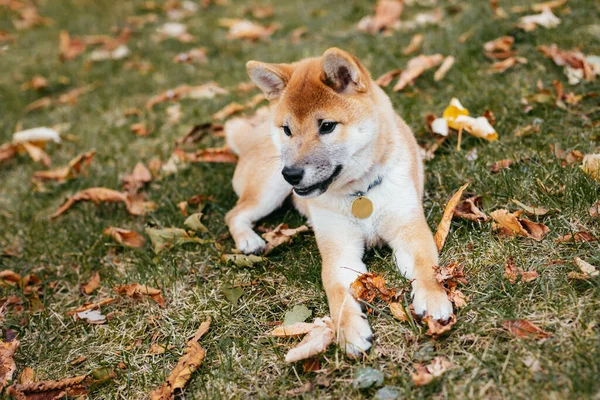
left=350, top=175, right=383, bottom=197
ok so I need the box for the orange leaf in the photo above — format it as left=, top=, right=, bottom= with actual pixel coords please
left=50, top=188, right=155, bottom=219
left=393, top=54, right=444, bottom=91
left=32, top=150, right=95, bottom=182
left=423, top=314, right=456, bottom=337
left=114, top=283, right=165, bottom=307
left=80, top=272, right=101, bottom=295
left=434, top=182, right=470, bottom=251
left=502, top=319, right=552, bottom=339
left=261, top=223, right=309, bottom=254
left=103, top=227, right=146, bottom=248
left=490, top=209, right=549, bottom=241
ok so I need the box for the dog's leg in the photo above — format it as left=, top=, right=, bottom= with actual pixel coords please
left=385, top=215, right=453, bottom=320
left=313, top=212, right=373, bottom=357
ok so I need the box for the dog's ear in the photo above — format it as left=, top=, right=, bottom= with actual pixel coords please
left=322, top=47, right=369, bottom=94
left=246, top=61, right=294, bottom=100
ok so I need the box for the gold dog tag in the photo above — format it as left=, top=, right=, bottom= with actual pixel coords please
left=351, top=196, right=373, bottom=219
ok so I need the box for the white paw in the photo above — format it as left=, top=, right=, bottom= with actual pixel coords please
left=236, top=231, right=266, bottom=255
left=338, top=311, right=374, bottom=358
left=412, top=286, right=453, bottom=321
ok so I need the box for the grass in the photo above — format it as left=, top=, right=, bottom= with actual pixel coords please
left=1, top=0, right=600, bottom=398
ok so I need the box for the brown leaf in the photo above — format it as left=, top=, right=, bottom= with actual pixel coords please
left=59, top=31, right=87, bottom=61
left=290, top=27, right=307, bottom=44
left=502, top=319, right=552, bottom=339
left=21, top=76, right=48, bottom=91
left=80, top=272, right=100, bottom=295
left=435, top=262, right=468, bottom=285
left=434, top=56, right=455, bottom=82
left=65, top=298, right=116, bottom=316
left=510, top=199, right=553, bottom=216
left=402, top=33, right=423, bottom=56
left=173, top=47, right=208, bottom=64
left=50, top=188, right=155, bottom=219
left=18, top=367, right=35, bottom=385
left=488, top=56, right=527, bottom=74
left=555, top=231, right=596, bottom=243
left=212, top=102, right=246, bottom=120
left=261, top=223, right=309, bottom=254
left=114, top=283, right=165, bottom=308
left=453, top=196, right=489, bottom=222
left=122, top=162, right=152, bottom=194
left=21, top=142, right=51, bottom=167
left=483, top=36, right=515, bottom=59
left=538, top=44, right=595, bottom=82
left=10, top=374, right=90, bottom=399
left=374, top=69, right=402, bottom=87
left=490, top=159, right=513, bottom=173
left=103, top=227, right=146, bottom=248
left=490, top=209, right=550, bottom=241
left=130, top=122, right=149, bottom=137
left=411, top=356, right=454, bottom=386
left=175, top=147, right=238, bottom=163
left=393, top=54, right=444, bottom=91
left=350, top=272, right=396, bottom=305
left=0, top=143, right=18, bottom=163
left=581, top=154, right=600, bottom=182
left=434, top=182, right=470, bottom=251
left=220, top=19, right=279, bottom=41
left=423, top=313, right=456, bottom=337
left=515, top=124, right=540, bottom=137
left=568, top=257, right=599, bottom=280
left=504, top=257, right=538, bottom=284
left=1, top=335, right=19, bottom=389
left=70, top=356, right=86, bottom=366
left=358, top=0, right=404, bottom=34
left=146, top=82, right=228, bottom=109
left=284, top=317, right=335, bottom=363
left=389, top=302, right=412, bottom=321
left=589, top=201, right=600, bottom=218
left=32, top=150, right=95, bottom=183
left=149, top=318, right=210, bottom=399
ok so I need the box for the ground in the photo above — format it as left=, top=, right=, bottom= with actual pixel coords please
left=1, top=0, right=600, bottom=399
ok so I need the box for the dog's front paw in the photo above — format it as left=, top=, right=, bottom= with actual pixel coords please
left=412, top=284, right=453, bottom=321
left=337, top=308, right=374, bottom=358
left=236, top=231, right=266, bottom=255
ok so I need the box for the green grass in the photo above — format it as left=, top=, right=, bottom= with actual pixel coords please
left=1, top=0, right=600, bottom=398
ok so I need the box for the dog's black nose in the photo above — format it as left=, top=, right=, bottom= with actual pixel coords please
left=281, top=166, right=304, bottom=185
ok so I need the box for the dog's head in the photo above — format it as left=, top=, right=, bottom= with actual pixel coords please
left=247, top=48, right=379, bottom=198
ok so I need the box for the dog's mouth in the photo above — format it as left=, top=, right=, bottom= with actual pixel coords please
left=293, top=165, right=343, bottom=197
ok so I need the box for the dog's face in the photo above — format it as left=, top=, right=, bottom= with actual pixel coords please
left=247, top=48, right=378, bottom=198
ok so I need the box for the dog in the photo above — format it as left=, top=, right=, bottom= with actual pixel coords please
left=224, top=48, right=452, bottom=357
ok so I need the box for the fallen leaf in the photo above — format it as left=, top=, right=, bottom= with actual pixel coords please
left=504, top=257, right=538, bottom=284
left=130, top=122, right=149, bottom=137
left=184, top=213, right=208, bottom=233
left=489, top=56, right=527, bottom=74
left=423, top=314, right=456, bottom=337
left=176, top=123, right=218, bottom=146
left=175, top=147, right=238, bottom=163
left=515, top=124, right=540, bottom=137
left=490, top=159, right=513, bottom=173
left=220, top=18, right=278, bottom=41
left=454, top=196, right=488, bottom=222
left=568, top=257, right=599, bottom=280
left=283, top=305, right=312, bottom=326
left=353, top=367, right=384, bottom=389
left=537, top=44, right=596, bottom=83
left=50, top=188, right=155, bottom=219
left=65, top=298, right=116, bottom=316
left=0, top=143, right=18, bottom=164
left=375, top=69, right=402, bottom=87
left=518, top=7, right=561, bottom=31
left=434, top=56, right=455, bottom=82
left=290, top=26, right=307, bottom=44
left=19, top=367, right=35, bottom=385
left=402, top=33, right=423, bottom=55
left=555, top=231, right=596, bottom=243
left=146, top=227, right=210, bottom=254
left=389, top=302, right=411, bottom=321
left=149, top=318, right=211, bottom=400
left=393, top=54, right=444, bottom=91
left=148, top=343, right=169, bottom=355
left=21, top=75, right=48, bottom=91
left=285, top=316, right=335, bottom=363
left=212, top=102, right=246, bottom=120
left=157, top=22, right=195, bottom=42
left=490, top=209, right=550, bottom=241
left=357, top=0, right=403, bottom=34
left=411, top=357, right=454, bottom=386
left=103, top=227, right=146, bottom=248
left=80, top=272, right=100, bottom=295
left=173, top=47, right=208, bottom=64
left=114, top=283, right=165, bottom=307
left=70, top=356, right=86, bottom=366
left=483, top=36, right=515, bottom=59
left=261, top=223, right=308, bottom=254
left=32, top=150, right=95, bottom=183
left=502, top=319, right=552, bottom=339
left=89, top=44, right=130, bottom=61
left=59, top=31, right=87, bottom=61
left=510, top=199, right=553, bottom=216
left=9, top=374, right=90, bottom=399
left=222, top=285, right=244, bottom=306
left=76, top=309, right=106, bottom=324
left=434, top=182, right=470, bottom=251
left=589, top=201, right=600, bottom=218
left=221, top=254, right=265, bottom=267
left=271, top=322, right=315, bottom=337
left=122, top=162, right=152, bottom=194
left=13, top=126, right=61, bottom=144
left=249, top=4, right=274, bottom=19
left=146, top=82, right=228, bottom=109
left=350, top=272, right=396, bottom=305
left=20, top=142, right=51, bottom=167
left=581, top=154, right=600, bottom=181
left=1, top=335, right=19, bottom=389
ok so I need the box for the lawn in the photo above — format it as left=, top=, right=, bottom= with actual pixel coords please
left=1, top=0, right=599, bottom=398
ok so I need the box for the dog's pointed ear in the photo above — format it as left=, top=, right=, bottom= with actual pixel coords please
left=246, top=61, right=294, bottom=100
left=322, top=47, right=369, bottom=94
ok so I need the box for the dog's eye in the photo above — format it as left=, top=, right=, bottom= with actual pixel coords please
left=319, top=121, right=337, bottom=135
left=282, top=126, right=292, bottom=137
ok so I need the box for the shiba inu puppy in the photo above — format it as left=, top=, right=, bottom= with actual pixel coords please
left=224, top=48, right=452, bottom=357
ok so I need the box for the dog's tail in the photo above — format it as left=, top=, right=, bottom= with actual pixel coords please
left=224, top=107, right=270, bottom=156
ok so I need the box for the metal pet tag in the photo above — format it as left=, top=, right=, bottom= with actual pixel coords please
left=351, top=196, right=373, bottom=219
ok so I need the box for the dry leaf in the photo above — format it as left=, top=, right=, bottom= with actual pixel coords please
left=453, top=196, right=488, bottom=222
left=261, top=223, right=309, bottom=254
left=175, top=147, right=238, bottom=163
left=490, top=209, right=549, bottom=241
left=146, top=227, right=210, bottom=254
left=555, top=231, right=596, bottom=243
left=581, top=154, right=600, bottom=181
left=434, top=56, right=455, bottom=82
left=59, top=31, right=86, bottom=61
left=434, top=182, right=470, bottom=251
left=518, top=8, right=561, bottom=31
left=9, top=374, right=89, bottom=399
left=50, top=188, right=155, bottom=219
left=1, top=336, right=19, bottom=389
left=290, top=26, right=307, bottom=44
left=20, top=142, right=51, bottom=167
left=220, top=18, right=278, bottom=41
left=502, top=319, right=552, bottom=339
left=76, top=309, right=106, bottom=324
left=350, top=272, right=396, bottom=305
left=504, top=257, right=538, bottom=284
left=0, top=143, right=18, bottom=164
left=483, top=36, right=515, bottom=59
left=374, top=69, right=402, bottom=87
left=389, top=302, right=411, bottom=321
left=149, top=318, right=210, bottom=399
left=173, top=48, right=208, bottom=64
left=489, top=56, right=527, bottom=73
left=423, top=313, right=456, bottom=337
left=146, top=82, right=228, bottom=109
left=510, top=199, right=552, bottom=216
left=402, top=33, right=423, bottom=56
left=19, top=367, right=35, bottom=385
left=212, top=102, right=246, bottom=120
left=589, top=201, right=600, bottom=218
left=89, top=44, right=130, bottom=61
left=21, top=75, right=48, bottom=91
left=130, top=122, right=149, bottom=137
left=537, top=44, right=596, bottom=83
left=32, top=150, right=95, bottom=183
left=568, top=257, right=599, bottom=280
left=65, top=298, right=116, bottom=316
left=157, top=22, right=195, bottom=42
left=490, top=159, right=513, bottom=173
left=357, top=0, right=403, bottom=34
left=80, top=272, right=100, bottom=295
left=122, top=162, right=152, bottom=194
left=284, top=316, right=335, bottom=363
left=393, top=54, right=444, bottom=91
left=114, top=283, right=165, bottom=307
left=103, top=227, right=146, bottom=248
left=411, top=356, right=454, bottom=386
left=271, top=322, right=315, bottom=337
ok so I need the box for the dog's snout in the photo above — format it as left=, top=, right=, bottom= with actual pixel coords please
left=281, top=166, right=304, bottom=185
